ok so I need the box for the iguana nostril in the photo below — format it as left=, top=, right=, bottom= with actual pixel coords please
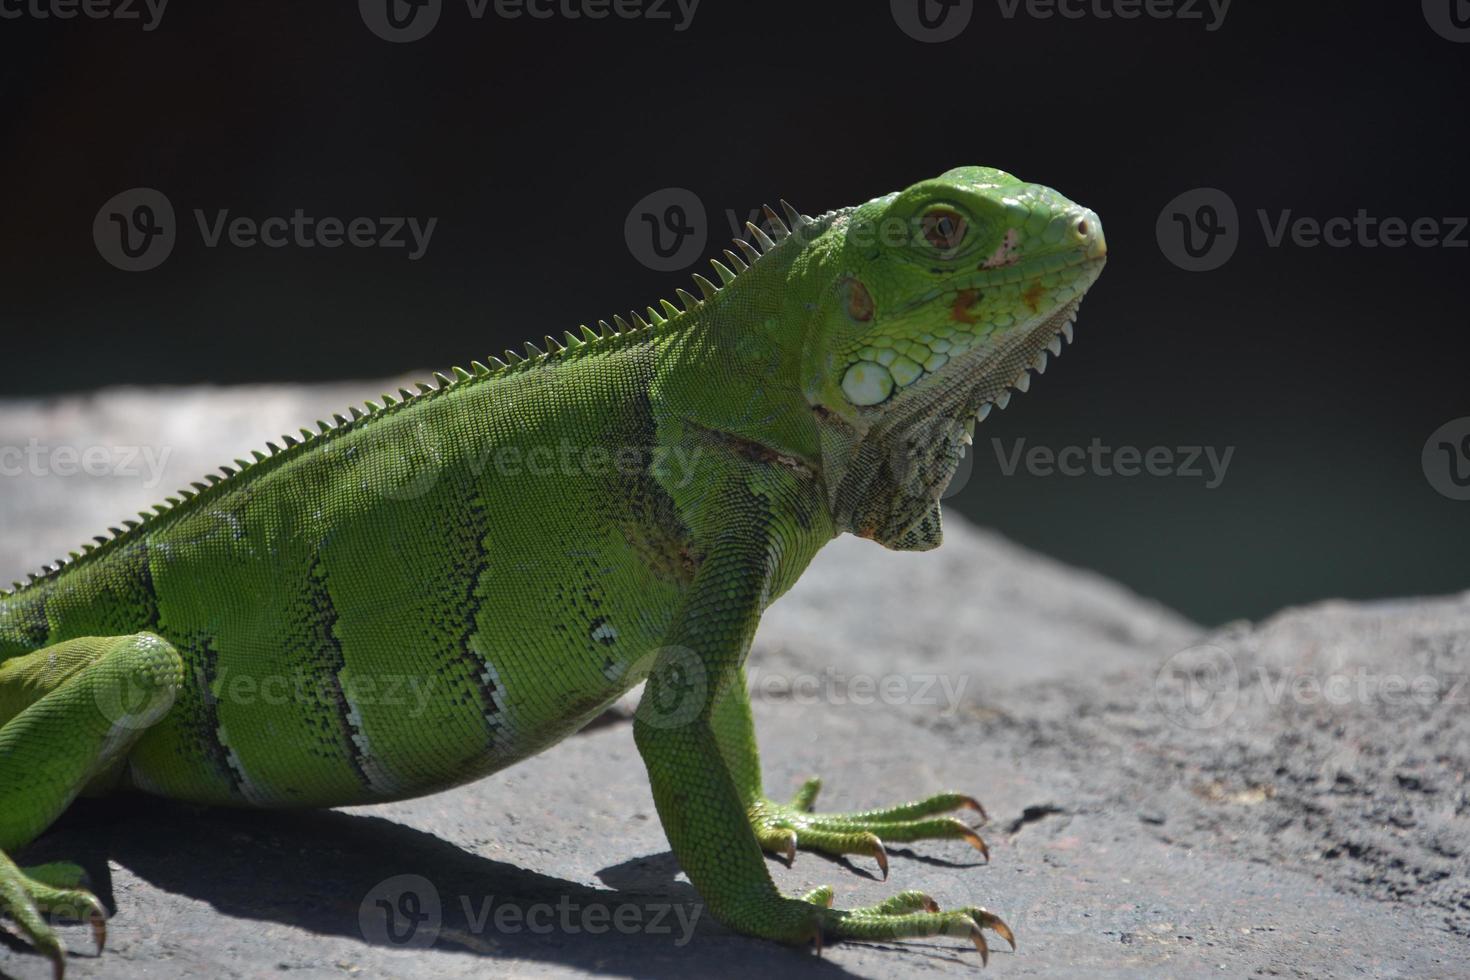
left=1076, top=219, right=1089, bottom=238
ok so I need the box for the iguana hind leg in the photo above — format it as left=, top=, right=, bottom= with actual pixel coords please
left=711, top=669, right=994, bottom=874
left=0, top=633, right=183, bottom=978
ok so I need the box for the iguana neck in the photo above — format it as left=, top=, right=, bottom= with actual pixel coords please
left=650, top=238, right=824, bottom=471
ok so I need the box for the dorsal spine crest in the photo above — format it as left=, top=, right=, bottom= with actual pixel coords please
left=1, top=201, right=836, bottom=598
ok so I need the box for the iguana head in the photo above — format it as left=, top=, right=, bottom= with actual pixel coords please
left=798, top=166, right=1106, bottom=550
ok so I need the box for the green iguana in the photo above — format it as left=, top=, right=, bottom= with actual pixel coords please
left=0, top=166, right=1105, bottom=974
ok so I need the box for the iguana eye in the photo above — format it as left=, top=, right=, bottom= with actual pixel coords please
left=921, top=208, right=967, bottom=252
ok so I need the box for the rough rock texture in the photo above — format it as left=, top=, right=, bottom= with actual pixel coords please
left=1, top=384, right=1466, bottom=979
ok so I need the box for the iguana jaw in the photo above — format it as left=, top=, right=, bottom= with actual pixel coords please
left=817, top=252, right=1105, bottom=551
left=882, top=253, right=1104, bottom=418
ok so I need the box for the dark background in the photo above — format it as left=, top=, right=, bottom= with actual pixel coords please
left=1, top=1, right=1466, bottom=625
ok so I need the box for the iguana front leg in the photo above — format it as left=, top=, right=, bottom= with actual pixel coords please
left=0, top=633, right=183, bottom=978
left=711, top=670, right=994, bottom=877
left=632, top=532, right=1012, bottom=959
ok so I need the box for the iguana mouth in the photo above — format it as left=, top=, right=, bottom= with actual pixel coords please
left=836, top=251, right=1104, bottom=412
left=882, top=291, right=1089, bottom=443
left=827, top=293, right=1092, bottom=550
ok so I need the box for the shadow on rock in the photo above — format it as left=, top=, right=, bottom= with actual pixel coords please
left=17, top=795, right=877, bottom=979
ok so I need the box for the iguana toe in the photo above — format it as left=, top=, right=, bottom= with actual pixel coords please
left=0, top=856, right=108, bottom=978
left=795, top=889, right=1016, bottom=964
left=752, top=780, right=990, bottom=872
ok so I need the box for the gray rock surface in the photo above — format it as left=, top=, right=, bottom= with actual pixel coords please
left=1, top=383, right=1466, bottom=978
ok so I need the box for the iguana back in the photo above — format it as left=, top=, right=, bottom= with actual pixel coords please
left=0, top=325, right=713, bottom=807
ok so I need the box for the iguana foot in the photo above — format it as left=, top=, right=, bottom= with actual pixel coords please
left=751, top=778, right=989, bottom=877
left=0, top=856, right=106, bottom=980
left=752, top=887, right=1015, bottom=964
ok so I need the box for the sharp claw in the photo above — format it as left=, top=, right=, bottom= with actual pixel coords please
left=960, top=795, right=990, bottom=822
left=783, top=830, right=797, bottom=866
left=73, top=894, right=107, bottom=954
left=923, top=895, right=940, bottom=913
left=47, top=944, right=65, bottom=980
left=91, top=912, right=107, bottom=955
left=961, top=827, right=991, bottom=861
left=974, top=909, right=1017, bottom=951
left=812, top=925, right=824, bottom=956
left=865, top=834, right=889, bottom=880
left=969, top=922, right=991, bottom=967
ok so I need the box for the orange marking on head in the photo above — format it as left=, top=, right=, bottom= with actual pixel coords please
left=951, top=288, right=983, bottom=324
left=1022, top=282, right=1046, bottom=313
